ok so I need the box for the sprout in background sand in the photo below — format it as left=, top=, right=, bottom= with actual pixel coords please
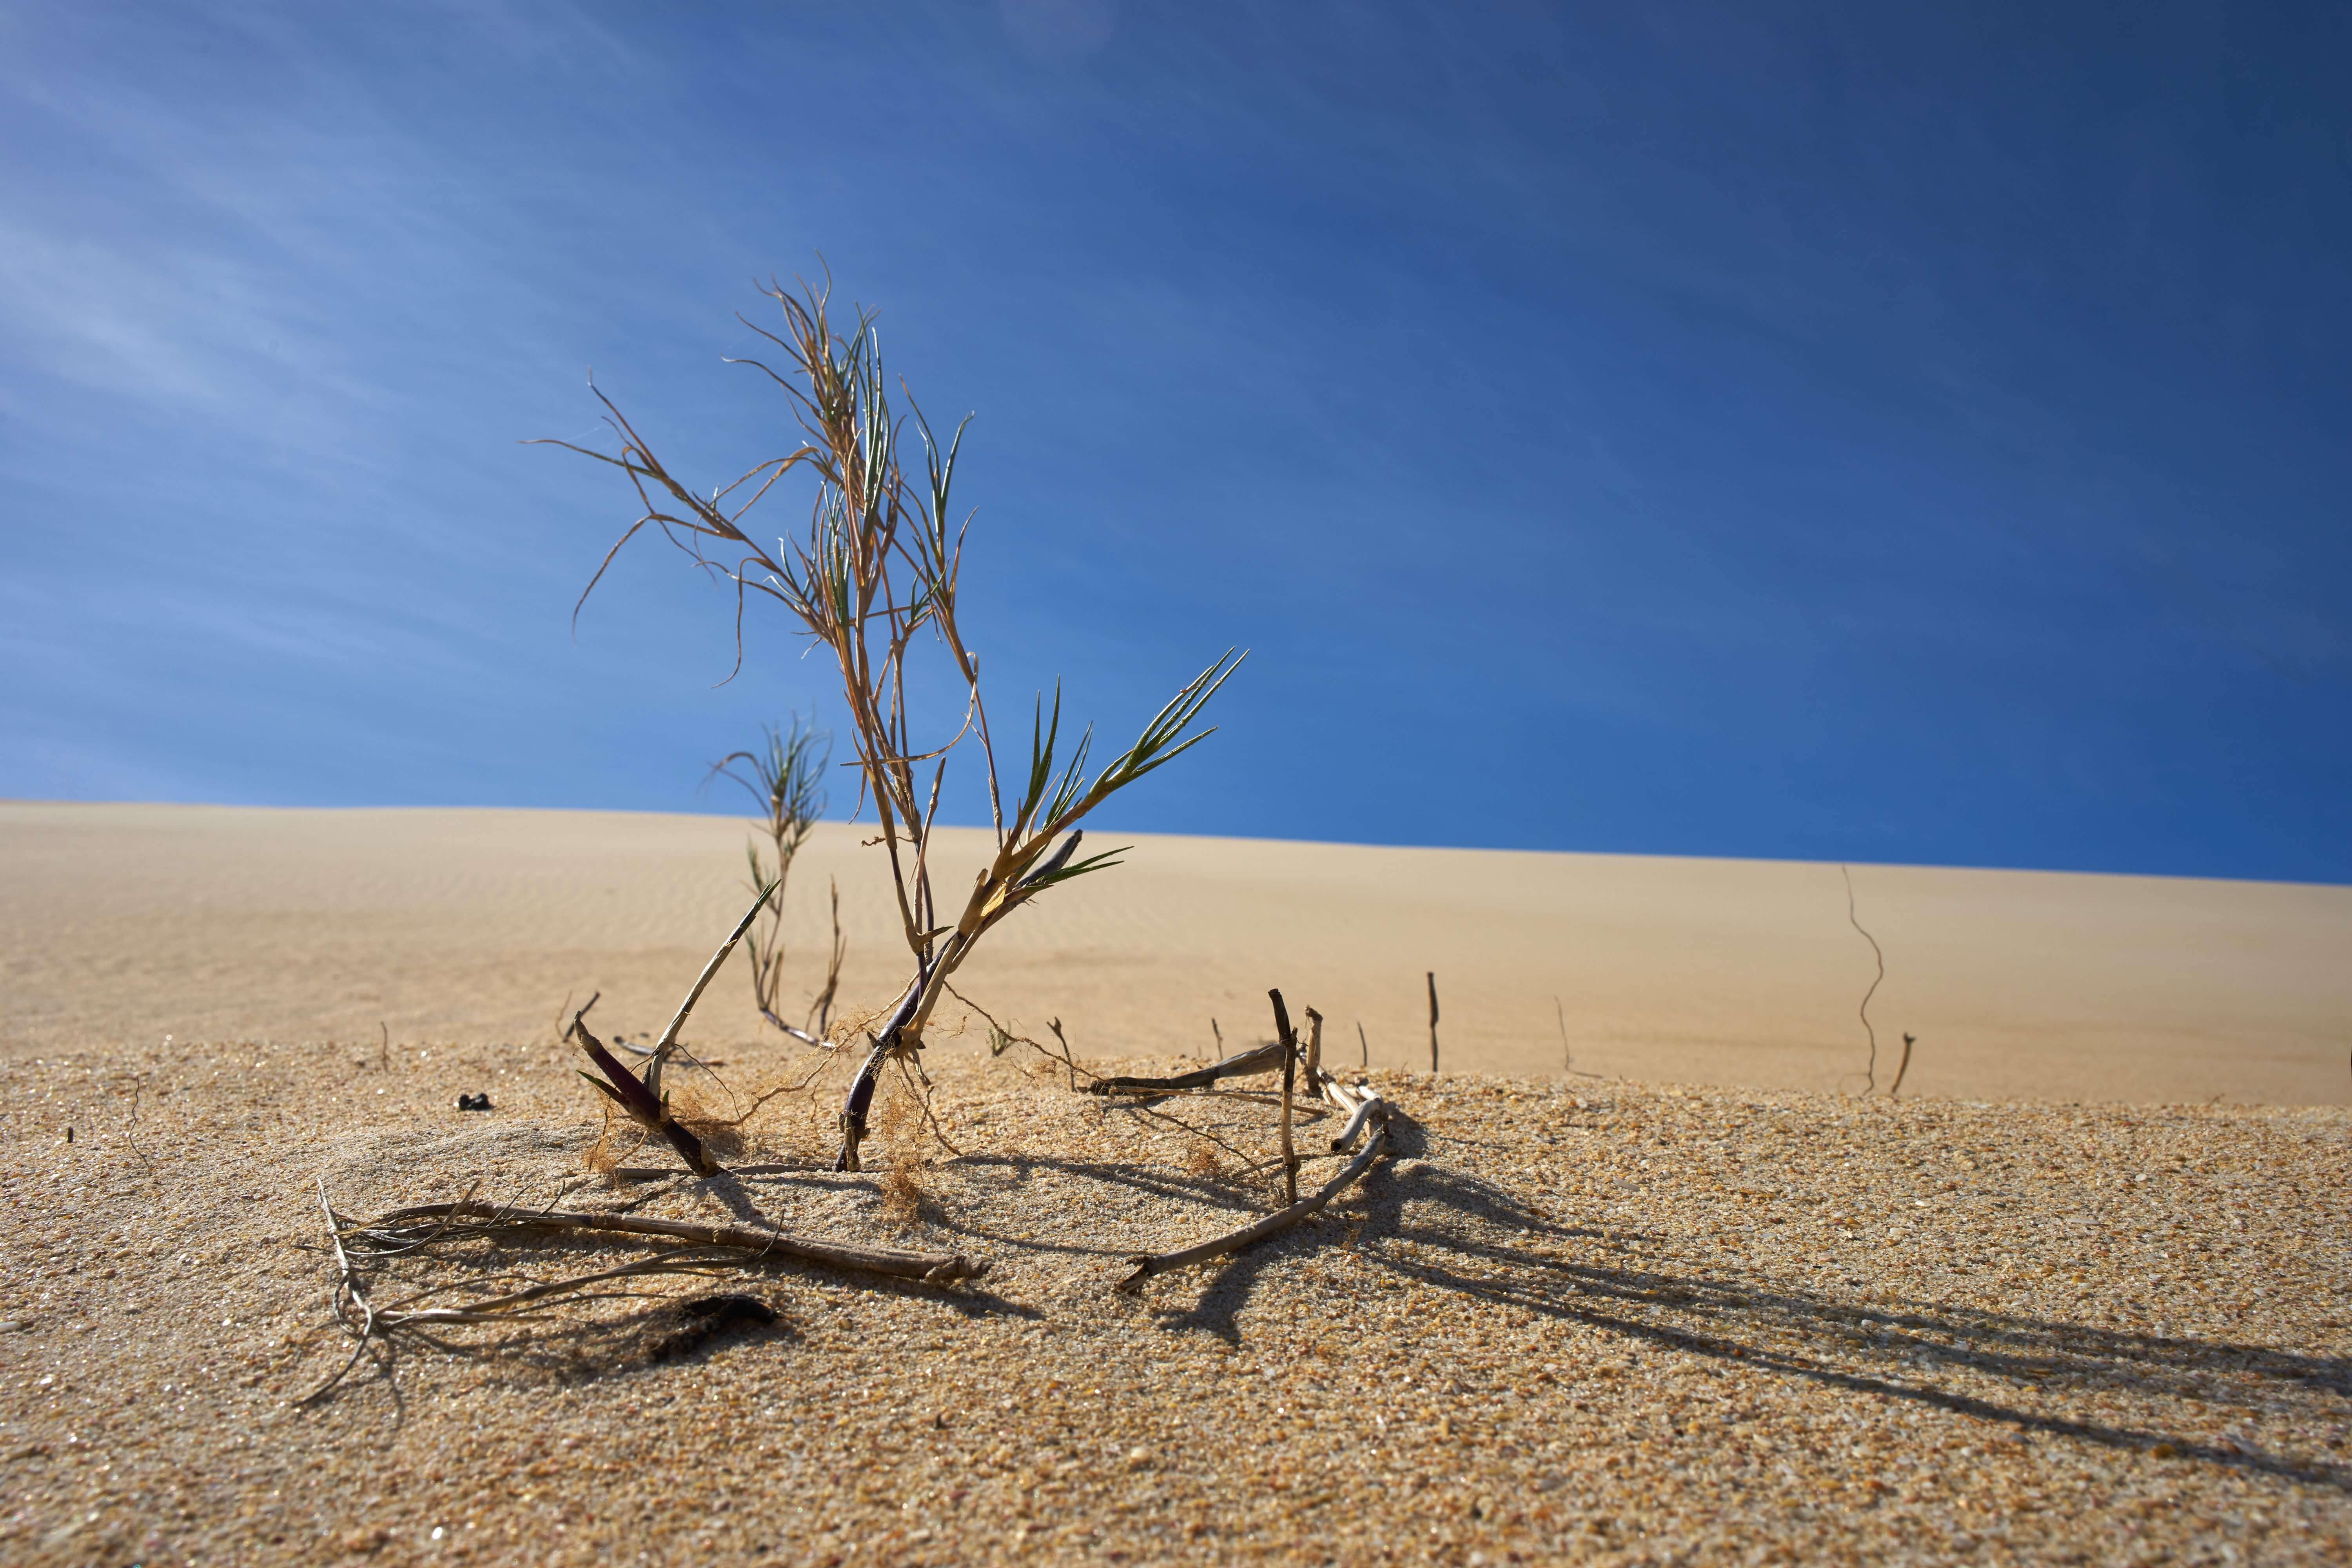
left=711, top=715, right=843, bottom=1047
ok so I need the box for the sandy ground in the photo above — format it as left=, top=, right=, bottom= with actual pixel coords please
left=4, top=803, right=2348, bottom=1103
left=2, top=803, right=2348, bottom=1564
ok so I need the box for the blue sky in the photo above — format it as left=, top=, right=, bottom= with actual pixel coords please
left=4, top=1, right=2348, bottom=882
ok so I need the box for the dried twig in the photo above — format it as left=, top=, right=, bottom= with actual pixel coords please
left=370, top=1253, right=739, bottom=1325
left=895, top=1052, right=964, bottom=1160
left=1087, top=1043, right=1285, bottom=1096
left=1272, top=990, right=1300, bottom=1205
left=1045, top=1019, right=1080, bottom=1095
left=109, top=1076, right=163, bottom=1191
left=956, top=989, right=1264, bottom=1167
left=809, top=876, right=846, bottom=1040
left=1327, top=1095, right=1381, bottom=1154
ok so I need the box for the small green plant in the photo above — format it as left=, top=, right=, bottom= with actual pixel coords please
left=544, top=272, right=1241, bottom=1170
left=711, top=715, right=843, bottom=1045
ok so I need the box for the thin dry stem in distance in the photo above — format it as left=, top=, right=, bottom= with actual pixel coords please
left=540, top=273, right=1243, bottom=1172
left=1272, top=989, right=1300, bottom=1205
left=1891, top=1032, right=1918, bottom=1100
left=1842, top=864, right=1886, bottom=1093
left=1426, top=971, right=1441, bottom=1075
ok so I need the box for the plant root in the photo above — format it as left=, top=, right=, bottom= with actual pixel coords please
left=358, top=1200, right=987, bottom=1283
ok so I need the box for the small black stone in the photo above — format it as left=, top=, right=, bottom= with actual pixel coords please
left=455, top=1093, right=494, bottom=1112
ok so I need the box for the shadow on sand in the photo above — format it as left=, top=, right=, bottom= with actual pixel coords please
left=1134, top=1114, right=2350, bottom=1494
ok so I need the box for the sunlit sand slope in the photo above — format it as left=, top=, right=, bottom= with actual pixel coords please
left=2, top=802, right=2345, bottom=1103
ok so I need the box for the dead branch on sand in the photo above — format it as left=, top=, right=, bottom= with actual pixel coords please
left=1087, top=1043, right=1286, bottom=1095
left=296, top=1183, right=983, bottom=1402
left=1274, top=989, right=1301, bottom=1204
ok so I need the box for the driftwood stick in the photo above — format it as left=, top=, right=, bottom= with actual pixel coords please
left=1120, top=1102, right=1389, bottom=1289
left=360, top=1201, right=987, bottom=1283
left=1087, top=1041, right=1285, bottom=1095
left=1303, top=1007, right=1323, bottom=1086
left=1271, top=990, right=1299, bottom=1205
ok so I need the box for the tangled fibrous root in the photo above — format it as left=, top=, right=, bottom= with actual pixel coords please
left=881, top=1155, right=931, bottom=1229
left=670, top=1088, right=748, bottom=1163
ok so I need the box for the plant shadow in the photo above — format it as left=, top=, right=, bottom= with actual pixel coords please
left=1140, top=1134, right=2352, bottom=1495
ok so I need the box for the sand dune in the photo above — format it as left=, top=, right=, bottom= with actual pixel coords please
left=4, top=801, right=2348, bottom=1563
left=4, top=802, right=2346, bottom=1104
